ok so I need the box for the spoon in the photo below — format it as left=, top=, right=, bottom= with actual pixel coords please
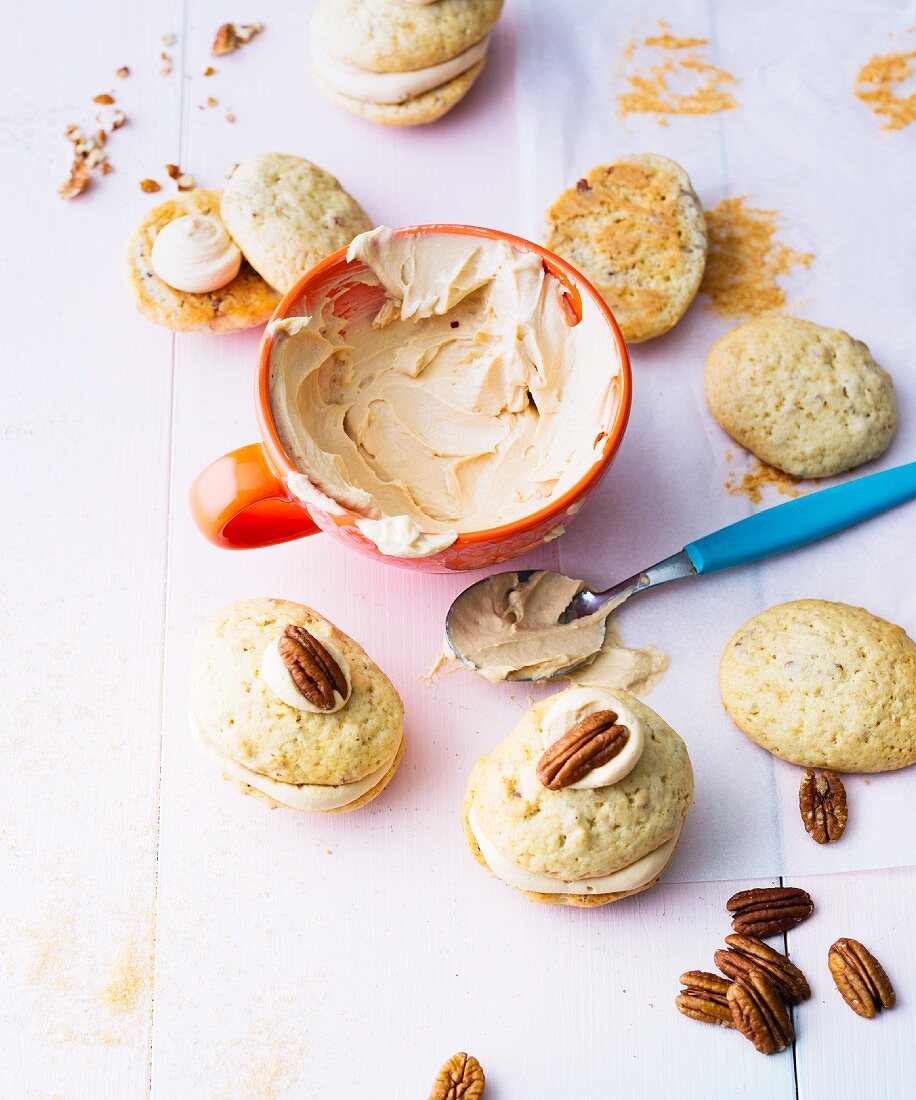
left=446, top=460, right=916, bottom=681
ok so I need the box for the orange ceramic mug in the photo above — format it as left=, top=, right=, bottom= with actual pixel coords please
left=189, top=224, right=632, bottom=573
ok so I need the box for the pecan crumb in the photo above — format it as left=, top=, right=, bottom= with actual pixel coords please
left=204, top=65, right=216, bottom=76
left=139, top=178, right=162, bottom=193
left=576, top=177, right=591, bottom=192
left=93, top=93, right=114, bottom=105
left=59, top=161, right=91, bottom=200
left=116, top=66, right=129, bottom=79
left=211, top=21, right=264, bottom=56
left=165, top=163, right=180, bottom=179
left=225, top=111, right=236, bottom=123
left=206, top=96, right=218, bottom=108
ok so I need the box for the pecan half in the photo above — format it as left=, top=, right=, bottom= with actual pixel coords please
left=828, top=938, right=896, bottom=1019
left=799, top=769, right=847, bottom=844
left=536, top=710, right=628, bottom=790
left=675, top=971, right=735, bottom=1027
left=716, top=935, right=810, bottom=1004
left=278, top=625, right=348, bottom=711
left=728, top=972, right=795, bottom=1055
left=428, top=1052, right=485, bottom=1100
left=726, top=887, right=814, bottom=937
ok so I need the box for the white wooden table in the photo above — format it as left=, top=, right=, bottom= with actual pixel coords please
left=1, top=2, right=913, bottom=1096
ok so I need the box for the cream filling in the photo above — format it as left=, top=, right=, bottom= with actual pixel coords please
left=191, top=711, right=399, bottom=811
left=311, top=36, right=490, bottom=105
left=151, top=213, right=241, bottom=293
left=540, top=687, right=645, bottom=789
left=267, top=228, right=616, bottom=559
left=261, top=636, right=351, bottom=714
left=468, top=805, right=681, bottom=895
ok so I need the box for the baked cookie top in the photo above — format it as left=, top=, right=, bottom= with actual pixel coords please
left=312, top=0, right=504, bottom=72
left=705, top=316, right=897, bottom=479
left=720, top=599, right=916, bottom=773
left=191, top=598, right=403, bottom=786
left=543, top=153, right=707, bottom=343
left=124, top=188, right=279, bottom=332
left=220, top=154, right=372, bottom=294
left=465, top=689, right=693, bottom=881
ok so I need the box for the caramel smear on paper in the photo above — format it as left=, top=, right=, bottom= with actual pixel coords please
left=702, top=197, right=814, bottom=319
left=618, top=25, right=738, bottom=120
left=725, top=457, right=807, bottom=505
left=854, top=48, right=916, bottom=131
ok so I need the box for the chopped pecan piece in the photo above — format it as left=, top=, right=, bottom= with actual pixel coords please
left=828, top=938, right=896, bottom=1019
left=799, top=769, right=847, bottom=844
left=211, top=21, right=263, bottom=56
left=728, top=972, right=795, bottom=1055
left=716, top=934, right=810, bottom=1004
left=278, top=624, right=348, bottom=711
left=726, top=886, right=813, bottom=937
left=59, top=161, right=91, bottom=199
left=675, top=971, right=735, bottom=1027
left=428, top=1052, right=485, bottom=1100
left=536, top=709, right=628, bottom=790
left=139, top=178, right=162, bottom=193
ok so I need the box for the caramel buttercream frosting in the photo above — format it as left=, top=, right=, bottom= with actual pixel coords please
left=268, top=228, right=618, bottom=558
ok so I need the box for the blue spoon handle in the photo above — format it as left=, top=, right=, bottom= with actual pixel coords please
left=684, top=461, right=916, bottom=575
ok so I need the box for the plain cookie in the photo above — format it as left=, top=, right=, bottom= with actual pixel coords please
left=720, top=599, right=916, bottom=773
left=462, top=689, right=693, bottom=906
left=705, top=317, right=897, bottom=478
left=543, top=154, right=707, bottom=343
left=221, top=154, right=372, bottom=294
left=191, top=598, right=404, bottom=811
left=124, top=189, right=280, bottom=332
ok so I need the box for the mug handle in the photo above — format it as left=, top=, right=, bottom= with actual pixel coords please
left=189, top=442, right=320, bottom=549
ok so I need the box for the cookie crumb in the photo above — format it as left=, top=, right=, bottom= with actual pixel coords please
left=204, top=65, right=216, bottom=76
left=854, top=47, right=916, bottom=131
left=93, top=92, right=114, bottom=105
left=160, top=51, right=173, bottom=76
left=116, top=66, right=129, bottom=79
left=701, top=197, right=813, bottom=318
left=725, top=457, right=807, bottom=504
left=225, top=110, right=236, bottom=123
left=618, top=23, right=738, bottom=118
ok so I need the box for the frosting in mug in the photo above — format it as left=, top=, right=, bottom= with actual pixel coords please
left=311, top=36, right=490, bottom=105
left=268, top=228, right=617, bottom=558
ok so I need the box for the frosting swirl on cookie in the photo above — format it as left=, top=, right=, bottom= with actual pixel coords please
left=151, top=213, right=242, bottom=293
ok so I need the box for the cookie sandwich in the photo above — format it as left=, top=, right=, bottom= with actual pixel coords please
left=191, top=599, right=404, bottom=811
left=720, top=599, right=916, bottom=773
left=544, top=154, right=707, bottom=343
left=311, top=0, right=504, bottom=126
left=705, top=316, right=897, bottom=479
left=463, top=687, right=693, bottom=906
left=125, top=154, right=371, bottom=330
